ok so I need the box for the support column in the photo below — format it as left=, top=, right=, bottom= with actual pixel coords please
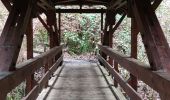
left=58, top=13, right=61, bottom=44
left=26, top=19, right=35, bottom=94
left=129, top=18, right=138, bottom=91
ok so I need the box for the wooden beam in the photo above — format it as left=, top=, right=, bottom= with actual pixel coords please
left=98, top=55, right=141, bottom=100
left=1, top=0, right=12, bottom=11
left=26, top=19, right=35, bottom=94
left=129, top=18, right=138, bottom=91
left=132, top=0, right=170, bottom=71
left=54, top=0, right=107, bottom=5
left=101, top=12, right=103, bottom=30
left=152, top=0, right=162, bottom=10
left=110, top=13, right=126, bottom=33
left=58, top=13, right=61, bottom=44
left=0, top=0, right=37, bottom=71
left=37, top=15, right=53, bottom=33
left=55, top=9, right=106, bottom=13
left=98, top=44, right=170, bottom=99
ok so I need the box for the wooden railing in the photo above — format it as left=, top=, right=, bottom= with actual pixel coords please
left=98, top=44, right=170, bottom=100
left=0, top=45, right=64, bottom=100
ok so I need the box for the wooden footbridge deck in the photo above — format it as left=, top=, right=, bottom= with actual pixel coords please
left=37, top=60, right=125, bottom=100
left=1, top=0, right=170, bottom=100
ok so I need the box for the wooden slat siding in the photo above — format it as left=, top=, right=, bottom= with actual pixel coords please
left=98, top=45, right=170, bottom=99
left=23, top=56, right=63, bottom=100
left=98, top=55, right=141, bottom=100
left=132, top=0, right=170, bottom=71
left=0, top=45, right=63, bottom=99
left=55, top=9, right=106, bottom=13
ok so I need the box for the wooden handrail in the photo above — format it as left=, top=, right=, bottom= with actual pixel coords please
left=23, top=56, right=63, bottom=100
left=98, top=54, right=141, bottom=100
left=0, top=45, right=64, bottom=99
left=98, top=44, right=170, bottom=99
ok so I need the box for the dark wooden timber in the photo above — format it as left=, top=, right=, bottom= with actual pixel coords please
left=54, top=0, right=108, bottom=5
left=110, top=13, right=126, bottom=33
left=98, top=44, right=170, bottom=99
left=26, top=19, right=35, bottom=94
left=0, top=45, right=63, bottom=99
left=1, top=0, right=12, bottom=11
left=129, top=18, right=138, bottom=91
left=98, top=54, right=141, bottom=100
left=55, top=9, right=106, bottom=13
left=101, top=12, right=103, bottom=30
left=58, top=13, right=61, bottom=43
left=152, top=0, right=162, bottom=10
left=37, top=15, right=53, bottom=33
left=132, top=0, right=170, bottom=71
left=0, top=0, right=37, bottom=71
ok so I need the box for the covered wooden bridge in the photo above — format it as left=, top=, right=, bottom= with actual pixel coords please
left=0, top=0, right=170, bottom=100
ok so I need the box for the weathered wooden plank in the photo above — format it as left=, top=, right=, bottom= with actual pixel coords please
left=98, top=45, right=170, bottom=99
left=98, top=54, right=141, bottom=100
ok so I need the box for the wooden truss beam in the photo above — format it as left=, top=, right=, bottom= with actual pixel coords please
left=26, top=19, right=35, bottom=94
left=132, top=0, right=170, bottom=71
left=0, top=0, right=37, bottom=71
left=1, top=0, right=12, bottom=11
left=54, top=0, right=107, bottom=5
left=129, top=18, right=138, bottom=91
left=55, top=9, right=106, bottom=13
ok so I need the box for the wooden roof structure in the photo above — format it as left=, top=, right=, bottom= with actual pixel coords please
left=1, top=0, right=170, bottom=100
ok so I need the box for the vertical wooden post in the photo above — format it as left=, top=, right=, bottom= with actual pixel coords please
left=108, top=25, right=113, bottom=65
left=58, top=13, right=61, bottom=44
left=114, top=61, right=119, bottom=87
left=129, top=18, right=138, bottom=91
left=26, top=19, right=35, bottom=94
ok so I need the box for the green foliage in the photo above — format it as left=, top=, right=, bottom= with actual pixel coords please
left=63, top=14, right=100, bottom=55
left=7, top=83, right=25, bottom=100
left=33, top=29, right=49, bottom=52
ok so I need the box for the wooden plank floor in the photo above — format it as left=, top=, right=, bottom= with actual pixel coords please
left=37, top=60, right=121, bottom=100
